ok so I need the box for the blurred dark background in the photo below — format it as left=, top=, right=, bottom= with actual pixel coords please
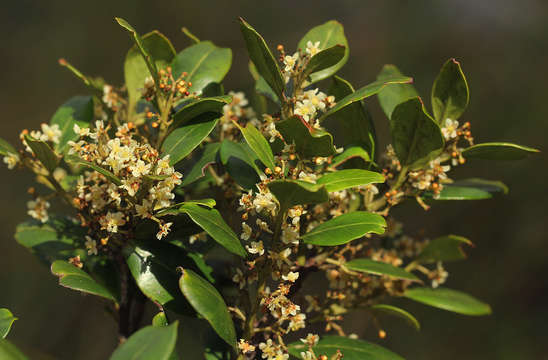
left=0, top=1, right=546, bottom=359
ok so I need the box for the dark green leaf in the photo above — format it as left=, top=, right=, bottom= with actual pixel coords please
left=179, top=269, right=237, bottom=348
left=303, top=45, right=346, bottom=77
left=297, top=20, right=349, bottom=83
left=24, top=135, right=59, bottom=173
left=302, top=212, right=386, bottom=246
left=267, top=180, right=328, bottom=211
left=235, top=122, right=276, bottom=170
left=345, top=258, right=420, bottom=282
left=50, top=96, right=94, bottom=153
left=417, top=235, right=473, bottom=263
left=377, top=64, right=418, bottom=119
left=431, top=58, right=469, bottom=123
left=425, top=178, right=508, bottom=200
left=178, top=203, right=246, bottom=257
left=462, top=142, right=540, bottom=160
left=162, top=112, right=219, bottom=166
left=370, top=304, right=420, bottom=331
left=331, top=146, right=371, bottom=168
left=51, top=260, right=116, bottom=301
left=316, top=169, right=385, bottom=192
left=65, top=156, right=122, bottom=186
left=248, top=62, right=280, bottom=106
left=110, top=322, right=178, bottom=360
left=180, top=143, right=221, bottom=187
left=239, top=18, right=285, bottom=100
left=171, top=96, right=231, bottom=129
left=0, top=309, right=17, bottom=339
left=0, top=137, right=17, bottom=157
left=171, top=41, right=232, bottom=95
left=0, top=339, right=28, bottom=360
left=288, top=336, right=404, bottom=360
left=276, top=115, right=336, bottom=158
left=219, top=140, right=261, bottom=189
left=389, top=97, right=444, bottom=168
left=404, top=287, right=492, bottom=316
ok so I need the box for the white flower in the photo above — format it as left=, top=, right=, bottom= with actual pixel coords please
left=441, top=118, right=459, bottom=140
left=246, top=241, right=264, bottom=256
left=256, top=218, right=272, bottom=233
left=282, top=271, right=299, bottom=282
left=294, top=100, right=316, bottom=122
left=100, top=211, right=126, bottom=233
left=306, top=41, right=321, bottom=56
left=302, top=88, right=327, bottom=111
left=281, top=226, right=299, bottom=245
left=130, top=160, right=151, bottom=177
left=300, top=333, right=319, bottom=346
left=85, top=235, right=98, bottom=255
left=266, top=122, right=280, bottom=143
left=27, top=197, right=50, bottom=223
left=3, top=153, right=19, bottom=169
left=283, top=52, right=299, bottom=72
left=135, top=199, right=152, bottom=219
left=238, top=339, right=255, bottom=354
left=253, top=191, right=277, bottom=213
left=156, top=222, right=173, bottom=240
left=241, top=222, right=252, bottom=241
left=73, top=124, right=90, bottom=137
left=156, top=155, right=173, bottom=175
left=67, top=140, right=86, bottom=155
left=300, top=351, right=314, bottom=360
left=298, top=171, right=317, bottom=183
left=40, top=123, right=62, bottom=144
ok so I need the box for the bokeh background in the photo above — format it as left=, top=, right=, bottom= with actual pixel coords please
left=0, top=1, right=546, bottom=359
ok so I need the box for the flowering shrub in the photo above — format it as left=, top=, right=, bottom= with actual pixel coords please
left=0, top=17, right=539, bottom=360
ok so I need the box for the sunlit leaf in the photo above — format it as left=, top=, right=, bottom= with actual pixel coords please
left=377, top=64, right=418, bottom=119
left=51, top=260, right=116, bottom=301
left=110, top=322, right=178, bottom=360
left=462, top=142, right=539, bottom=161
left=345, top=258, right=420, bottom=282
left=431, top=58, right=469, bottom=123
left=0, top=309, right=17, bottom=339
left=316, top=169, right=385, bottom=192
left=404, top=287, right=491, bottom=316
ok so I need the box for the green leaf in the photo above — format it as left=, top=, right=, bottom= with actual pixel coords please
left=404, top=287, right=491, bottom=316
left=303, top=45, right=346, bottom=78
left=0, top=137, right=17, bottom=157
left=371, top=304, right=420, bottom=331
left=426, top=178, right=508, bottom=200
left=24, top=135, right=59, bottom=173
left=276, top=115, right=336, bottom=158
left=316, top=169, right=385, bottom=192
left=178, top=203, right=246, bottom=257
left=50, top=96, right=94, bottom=153
left=417, top=235, right=473, bottom=263
left=331, top=146, right=371, bottom=168
left=235, top=122, right=276, bottom=170
left=179, top=269, right=237, bottom=348
left=162, top=112, right=219, bottom=166
left=239, top=18, right=285, bottom=100
left=345, top=258, right=420, bottom=282
left=152, top=312, right=169, bottom=327
left=320, top=76, right=413, bottom=122
left=324, top=76, right=376, bottom=156
left=180, top=143, right=221, bottom=187
left=122, top=28, right=175, bottom=115
left=288, top=336, right=404, bottom=360
left=248, top=62, right=280, bottom=106
left=431, top=58, right=469, bottom=123
left=171, top=41, right=232, bottom=95
left=0, top=309, right=17, bottom=339
left=0, top=339, right=28, bottom=360
left=302, top=212, right=386, bottom=246
left=171, top=96, right=231, bottom=129
left=51, top=260, right=116, bottom=301
left=219, top=140, right=261, bottom=189
left=377, top=64, right=419, bottom=119
left=110, top=322, right=178, bottom=360
left=297, top=20, right=349, bottom=83
left=389, top=97, right=444, bottom=168
left=65, top=156, right=122, bottom=186
left=462, top=142, right=540, bottom=160
left=267, top=180, right=328, bottom=211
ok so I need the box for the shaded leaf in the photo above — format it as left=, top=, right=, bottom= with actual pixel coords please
left=303, top=45, right=346, bottom=77
left=345, top=258, right=420, bottom=282
left=24, top=135, right=59, bottom=173
left=370, top=304, right=420, bottom=331
left=276, top=115, right=336, bottom=158
left=404, top=287, right=491, bottom=316
left=248, top=62, right=280, bottom=106
left=51, top=260, right=116, bottom=301
left=417, top=235, right=473, bottom=263
left=425, top=178, right=508, bottom=200
left=171, top=96, right=231, bottom=129
left=50, top=96, right=94, bottom=153
left=431, top=58, right=469, bottom=122
left=219, top=140, right=261, bottom=189
left=462, top=142, right=539, bottom=161
left=110, top=322, right=178, bottom=360
left=65, top=156, right=122, bottom=186
left=267, top=180, right=328, bottom=211
left=377, top=64, right=418, bottom=119
left=331, top=146, right=371, bottom=168
left=0, top=138, right=17, bottom=157
left=0, top=309, right=17, bottom=339
left=180, top=143, right=221, bottom=187
left=0, top=339, right=28, bottom=360
left=302, top=212, right=386, bottom=246
left=316, top=169, right=385, bottom=192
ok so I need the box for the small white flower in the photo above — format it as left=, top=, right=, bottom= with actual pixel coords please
left=27, top=197, right=50, bottom=223
left=283, top=52, right=299, bottom=72
left=3, top=153, right=19, bottom=169
left=281, top=226, right=299, bottom=245
left=256, top=218, right=272, bottom=233
left=294, top=100, right=316, bottom=122
left=130, top=160, right=151, bottom=177
left=100, top=211, right=126, bottom=233
left=40, top=123, right=62, bottom=144
left=156, top=222, right=173, bottom=240
left=253, top=191, right=277, bottom=214
left=441, top=118, right=459, bottom=140
left=241, top=222, right=252, bottom=241
left=85, top=235, right=98, bottom=255
left=156, top=155, right=173, bottom=175
left=282, top=271, right=299, bottom=282
left=135, top=199, right=152, bottom=219
left=73, top=124, right=90, bottom=137
left=306, top=41, right=321, bottom=56
left=298, top=171, right=317, bottom=183
left=246, top=241, right=264, bottom=256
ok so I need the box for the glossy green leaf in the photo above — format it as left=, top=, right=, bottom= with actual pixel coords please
left=122, top=28, right=175, bottom=115
left=268, top=180, right=329, bottom=211
left=235, top=122, right=276, bottom=170
left=320, top=76, right=413, bottom=122
left=288, top=336, right=404, bottom=360
left=0, top=339, right=28, bottom=360
left=0, top=309, right=17, bottom=339
left=462, top=142, right=540, bottom=160
left=331, top=146, right=371, bottom=168
left=417, top=235, right=473, bottom=263
left=51, top=260, right=116, bottom=301
left=24, top=135, right=59, bottom=173
left=162, top=112, right=219, bottom=166
left=370, top=304, right=420, bottom=331
left=110, top=322, right=178, bottom=360
left=179, top=269, right=237, bottom=348
left=171, top=41, right=232, bottom=94
left=180, top=143, right=221, bottom=187
left=50, top=96, right=94, bottom=153
left=0, top=137, right=17, bottom=157
left=431, top=58, right=469, bottom=122
left=389, top=97, right=444, bottom=168
left=316, top=169, right=385, bottom=192
left=178, top=203, right=246, bottom=257
left=377, top=64, right=419, bottom=119
left=276, top=115, right=336, bottom=158
left=219, top=140, right=261, bottom=189
left=66, top=156, right=122, bottom=186
left=304, top=45, right=346, bottom=77
left=302, top=212, right=386, bottom=246
left=404, top=287, right=492, bottom=316
left=297, top=20, right=349, bottom=83
left=239, top=18, right=285, bottom=100
left=171, top=96, right=231, bottom=129
left=426, top=178, right=508, bottom=200
left=345, top=258, right=420, bottom=282
left=152, top=312, right=169, bottom=327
